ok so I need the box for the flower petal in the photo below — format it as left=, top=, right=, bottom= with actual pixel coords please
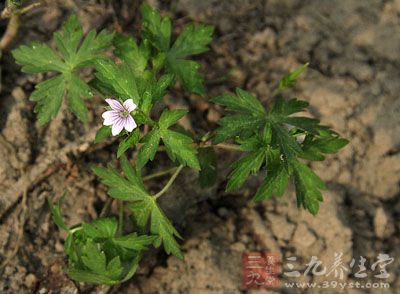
left=102, top=110, right=120, bottom=126
left=123, top=99, right=137, bottom=112
left=111, top=118, right=124, bottom=136
left=105, top=98, right=124, bottom=111
left=124, top=115, right=137, bottom=132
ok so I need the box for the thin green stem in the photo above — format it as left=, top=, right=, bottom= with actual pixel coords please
left=118, top=200, right=124, bottom=236
left=153, top=165, right=184, bottom=200
left=143, top=167, right=178, bottom=181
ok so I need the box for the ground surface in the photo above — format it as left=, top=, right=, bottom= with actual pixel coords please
left=0, top=0, right=399, bottom=293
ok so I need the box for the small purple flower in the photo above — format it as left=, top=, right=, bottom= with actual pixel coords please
left=102, top=98, right=138, bottom=136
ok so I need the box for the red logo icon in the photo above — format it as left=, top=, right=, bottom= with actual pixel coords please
left=241, top=252, right=280, bottom=289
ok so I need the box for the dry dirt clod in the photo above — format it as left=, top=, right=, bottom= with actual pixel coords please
left=374, top=206, right=395, bottom=239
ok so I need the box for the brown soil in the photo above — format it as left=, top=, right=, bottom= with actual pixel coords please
left=0, top=0, right=399, bottom=293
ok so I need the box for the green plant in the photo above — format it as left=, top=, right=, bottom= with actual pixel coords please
left=13, top=4, right=348, bottom=285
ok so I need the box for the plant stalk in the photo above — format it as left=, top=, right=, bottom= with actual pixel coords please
left=153, top=165, right=184, bottom=200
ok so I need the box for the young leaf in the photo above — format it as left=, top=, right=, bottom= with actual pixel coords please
left=278, top=63, right=309, bottom=91
left=47, top=194, right=69, bottom=231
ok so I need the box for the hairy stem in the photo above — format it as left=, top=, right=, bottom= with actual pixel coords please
left=153, top=165, right=184, bottom=200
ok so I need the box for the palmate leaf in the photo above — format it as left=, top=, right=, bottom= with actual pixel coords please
left=12, top=15, right=113, bottom=124
left=214, top=87, right=348, bottom=215
left=67, top=238, right=139, bottom=285
left=141, top=4, right=213, bottom=95
left=65, top=212, right=153, bottom=285
left=127, top=196, right=183, bottom=259
left=166, top=24, right=213, bottom=95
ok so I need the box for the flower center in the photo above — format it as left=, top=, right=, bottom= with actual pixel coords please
left=120, top=109, right=130, bottom=118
